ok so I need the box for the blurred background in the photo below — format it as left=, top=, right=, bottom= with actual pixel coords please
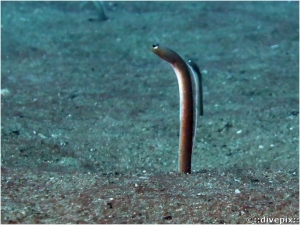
left=1, top=1, right=298, bottom=174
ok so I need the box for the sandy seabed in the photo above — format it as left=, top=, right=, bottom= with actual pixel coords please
left=1, top=1, right=299, bottom=223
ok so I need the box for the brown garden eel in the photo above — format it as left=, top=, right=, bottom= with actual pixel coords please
left=151, top=44, right=203, bottom=173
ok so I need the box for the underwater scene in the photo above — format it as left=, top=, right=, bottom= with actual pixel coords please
left=1, top=1, right=299, bottom=223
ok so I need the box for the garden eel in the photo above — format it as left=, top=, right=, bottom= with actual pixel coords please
left=151, top=44, right=203, bottom=173
left=187, top=59, right=203, bottom=117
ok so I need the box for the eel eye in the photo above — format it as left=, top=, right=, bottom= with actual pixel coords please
left=152, top=43, right=159, bottom=49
